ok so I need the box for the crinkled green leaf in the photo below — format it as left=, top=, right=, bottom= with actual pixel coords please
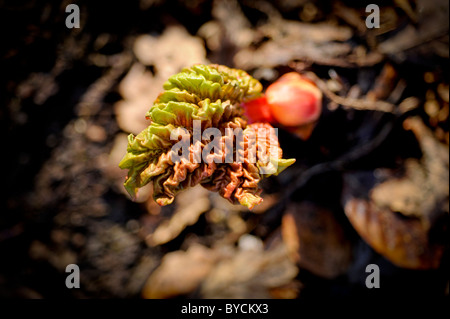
left=258, top=157, right=297, bottom=176
left=149, top=101, right=198, bottom=128
left=119, top=64, right=294, bottom=208
left=155, top=88, right=199, bottom=104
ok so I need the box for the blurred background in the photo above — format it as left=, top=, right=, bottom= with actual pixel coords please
left=0, top=0, right=448, bottom=299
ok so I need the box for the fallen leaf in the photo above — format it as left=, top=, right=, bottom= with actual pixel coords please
left=114, top=63, right=162, bottom=135
left=145, top=186, right=211, bottom=246
left=342, top=116, right=449, bottom=269
left=142, top=244, right=218, bottom=299
left=133, top=25, right=208, bottom=77
left=200, top=243, right=298, bottom=299
left=281, top=202, right=353, bottom=278
left=232, top=20, right=377, bottom=69
left=371, top=117, right=449, bottom=224
left=344, top=198, right=445, bottom=269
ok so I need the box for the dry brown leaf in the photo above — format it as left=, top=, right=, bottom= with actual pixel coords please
left=143, top=241, right=298, bottom=299
left=233, top=20, right=383, bottom=69
left=370, top=160, right=442, bottom=221
left=211, top=0, right=254, bottom=49
left=200, top=243, right=298, bottom=299
left=259, top=20, right=353, bottom=43
left=234, top=35, right=352, bottom=69
left=133, top=25, right=208, bottom=78
left=343, top=118, right=448, bottom=269
left=371, top=117, right=449, bottom=223
left=145, top=186, right=211, bottom=247
left=114, top=63, right=162, bottom=135
left=379, top=0, right=449, bottom=59
left=142, top=244, right=218, bottom=299
left=281, top=202, right=353, bottom=278
left=344, top=198, right=445, bottom=269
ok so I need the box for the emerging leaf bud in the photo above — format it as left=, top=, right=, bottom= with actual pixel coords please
left=266, top=72, right=322, bottom=140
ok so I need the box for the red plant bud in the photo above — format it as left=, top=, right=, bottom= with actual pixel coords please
left=266, top=72, right=322, bottom=127
left=242, top=96, right=275, bottom=124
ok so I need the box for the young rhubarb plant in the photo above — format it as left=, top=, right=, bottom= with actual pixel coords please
left=119, top=64, right=295, bottom=209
